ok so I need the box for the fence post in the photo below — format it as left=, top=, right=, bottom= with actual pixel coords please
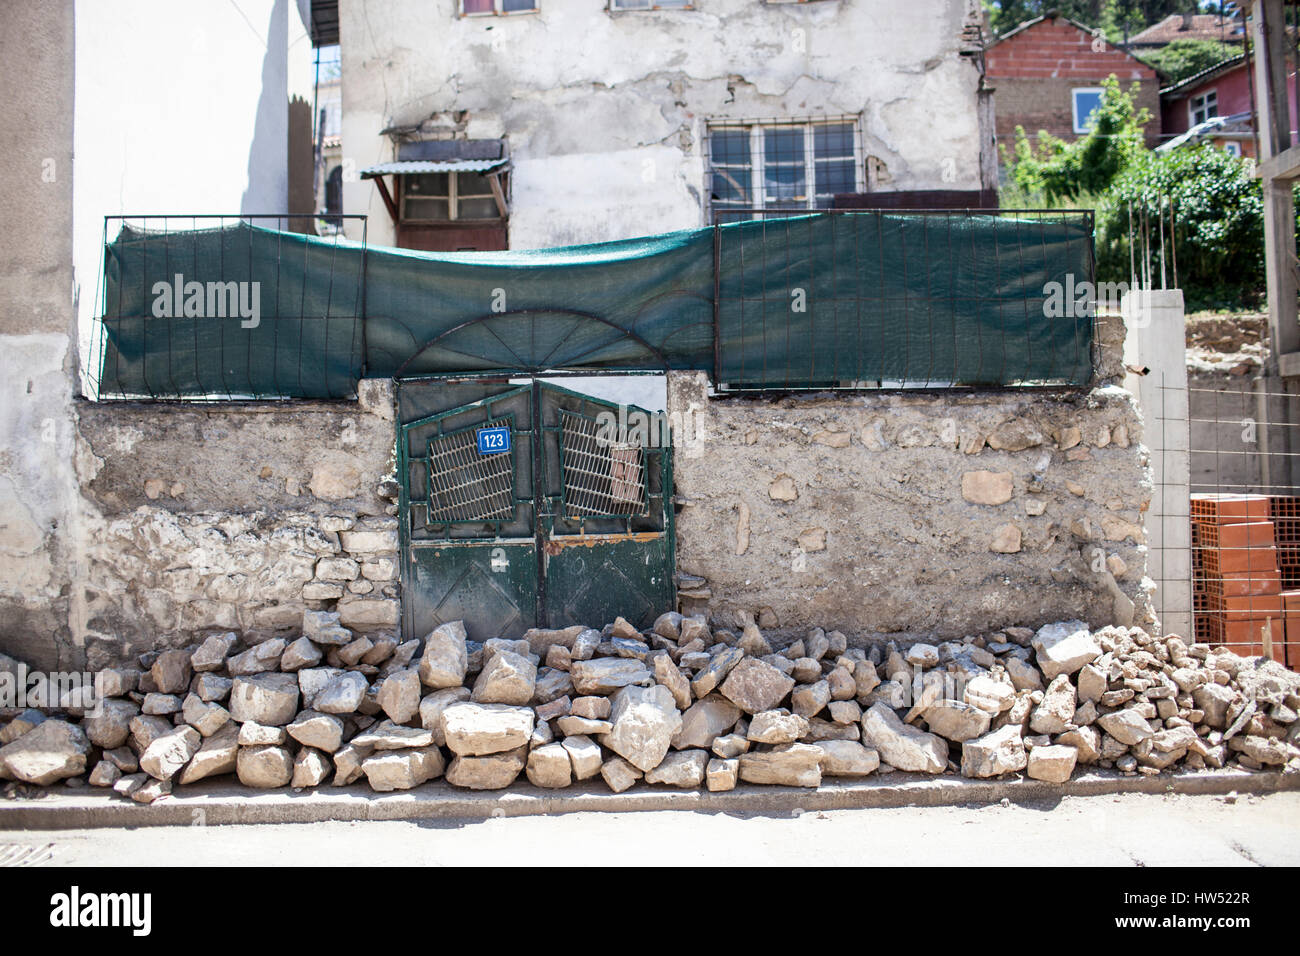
left=1122, top=288, right=1190, bottom=639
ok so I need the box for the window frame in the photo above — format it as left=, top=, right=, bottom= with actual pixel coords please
left=1071, top=87, right=1104, bottom=135
left=1189, top=89, right=1219, bottom=127
left=458, top=0, right=537, bottom=17
left=608, top=0, right=694, bottom=9
left=399, top=170, right=504, bottom=224
left=706, top=117, right=864, bottom=221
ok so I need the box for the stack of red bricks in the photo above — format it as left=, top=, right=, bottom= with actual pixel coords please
left=1271, top=495, right=1300, bottom=667
left=1190, top=493, right=1294, bottom=668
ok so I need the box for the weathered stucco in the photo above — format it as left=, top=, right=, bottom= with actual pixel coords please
left=667, top=314, right=1154, bottom=641
left=338, top=0, right=987, bottom=248
left=70, top=381, right=400, bottom=668
left=0, top=0, right=79, bottom=672
left=76, top=381, right=397, bottom=518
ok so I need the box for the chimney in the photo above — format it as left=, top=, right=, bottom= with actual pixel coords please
left=1180, top=12, right=1193, bottom=30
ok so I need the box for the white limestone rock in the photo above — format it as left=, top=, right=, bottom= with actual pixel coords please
left=376, top=667, right=422, bottom=723
left=644, top=749, right=709, bottom=787
left=418, top=620, right=469, bottom=689
left=569, top=657, right=651, bottom=695
left=860, top=703, right=948, bottom=773
left=286, top=710, right=345, bottom=752
left=1029, top=674, right=1078, bottom=735
left=738, top=743, right=824, bottom=787
left=177, top=723, right=239, bottom=784
left=362, top=746, right=445, bottom=791
left=526, top=742, right=573, bottom=788
left=139, top=725, right=201, bottom=781
left=922, top=699, right=991, bottom=742
left=471, top=650, right=537, bottom=706
left=236, top=745, right=294, bottom=788
left=445, top=747, right=527, bottom=790
left=442, top=702, right=535, bottom=756
left=747, top=709, right=811, bottom=745
left=818, top=740, right=881, bottom=776
left=228, top=673, right=300, bottom=726
left=1027, top=743, right=1078, bottom=783
left=312, top=671, right=368, bottom=715
left=604, top=684, right=683, bottom=773
left=418, top=686, right=472, bottom=746
left=673, top=695, right=742, bottom=750
left=1032, top=621, right=1101, bottom=680
left=1096, top=708, right=1155, bottom=746
left=0, top=720, right=90, bottom=785
left=960, top=725, right=1028, bottom=778
left=719, top=657, right=797, bottom=715
left=291, top=747, right=333, bottom=787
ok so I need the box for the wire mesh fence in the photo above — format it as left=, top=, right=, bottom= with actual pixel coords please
left=1151, top=376, right=1300, bottom=668
left=86, top=214, right=368, bottom=401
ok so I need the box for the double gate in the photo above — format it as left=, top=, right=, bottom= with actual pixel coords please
left=397, top=376, right=674, bottom=641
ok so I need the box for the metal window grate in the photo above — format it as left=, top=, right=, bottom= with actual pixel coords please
left=426, top=417, right=515, bottom=522
left=560, top=410, right=647, bottom=517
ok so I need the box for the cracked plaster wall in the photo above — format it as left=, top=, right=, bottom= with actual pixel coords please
left=338, top=0, right=986, bottom=248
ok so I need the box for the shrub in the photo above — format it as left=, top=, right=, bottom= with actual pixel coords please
left=1001, top=75, right=1151, bottom=204
left=1095, top=144, right=1267, bottom=310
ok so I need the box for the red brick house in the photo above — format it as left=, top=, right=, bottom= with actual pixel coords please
left=986, top=13, right=1163, bottom=153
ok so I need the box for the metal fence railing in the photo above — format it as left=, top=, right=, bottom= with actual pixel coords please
left=86, top=214, right=368, bottom=401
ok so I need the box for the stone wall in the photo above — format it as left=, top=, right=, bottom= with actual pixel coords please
left=70, top=380, right=400, bottom=669
left=668, top=313, right=1155, bottom=641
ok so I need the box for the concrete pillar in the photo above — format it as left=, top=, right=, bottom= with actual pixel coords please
left=1122, top=289, right=1190, bottom=638
left=0, top=0, right=79, bottom=670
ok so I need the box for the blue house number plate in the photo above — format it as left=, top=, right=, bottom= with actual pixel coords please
left=476, top=426, right=511, bottom=455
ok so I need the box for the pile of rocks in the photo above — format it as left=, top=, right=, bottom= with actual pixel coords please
left=2, top=612, right=1298, bottom=803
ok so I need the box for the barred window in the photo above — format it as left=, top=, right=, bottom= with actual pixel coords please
left=707, top=118, right=863, bottom=222
left=610, top=0, right=692, bottom=8
left=460, top=0, right=536, bottom=16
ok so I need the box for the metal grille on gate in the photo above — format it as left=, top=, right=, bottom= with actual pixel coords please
left=425, top=417, right=515, bottom=523
left=559, top=409, right=647, bottom=517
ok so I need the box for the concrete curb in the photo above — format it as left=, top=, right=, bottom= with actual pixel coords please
left=2, top=767, right=1296, bottom=830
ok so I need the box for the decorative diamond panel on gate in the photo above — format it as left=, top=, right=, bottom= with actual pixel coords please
left=559, top=409, right=648, bottom=518
left=425, top=416, right=516, bottom=523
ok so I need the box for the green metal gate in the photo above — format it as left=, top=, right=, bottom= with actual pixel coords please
left=397, top=376, right=674, bottom=642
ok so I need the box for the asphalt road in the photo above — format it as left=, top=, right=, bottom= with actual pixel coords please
left=2, top=790, right=1297, bottom=866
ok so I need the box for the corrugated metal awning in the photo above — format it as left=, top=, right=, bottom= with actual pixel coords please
left=360, top=159, right=509, bottom=179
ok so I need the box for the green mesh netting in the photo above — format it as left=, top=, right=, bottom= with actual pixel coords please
left=93, top=212, right=1093, bottom=399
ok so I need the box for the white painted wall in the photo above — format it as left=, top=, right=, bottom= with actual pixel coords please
left=72, top=0, right=314, bottom=381
left=337, top=0, right=985, bottom=250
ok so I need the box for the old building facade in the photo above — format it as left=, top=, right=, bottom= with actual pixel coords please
left=337, top=0, right=996, bottom=251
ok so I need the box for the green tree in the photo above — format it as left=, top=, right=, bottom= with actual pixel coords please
left=983, top=0, right=1190, bottom=42
left=1095, top=144, right=1269, bottom=308
left=1001, top=75, right=1151, bottom=204
left=1140, top=38, right=1239, bottom=83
